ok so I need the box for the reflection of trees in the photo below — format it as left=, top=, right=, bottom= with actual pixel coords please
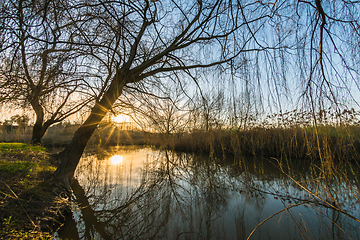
left=157, top=151, right=232, bottom=239
left=71, top=179, right=112, bottom=240
left=229, top=157, right=360, bottom=240
left=72, top=151, right=166, bottom=239
left=68, top=149, right=236, bottom=239
left=63, top=149, right=359, bottom=240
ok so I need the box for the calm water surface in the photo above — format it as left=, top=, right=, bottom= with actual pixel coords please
left=57, top=147, right=360, bottom=240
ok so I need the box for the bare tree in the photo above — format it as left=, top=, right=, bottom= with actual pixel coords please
left=0, top=0, right=90, bottom=144
left=3, top=0, right=351, bottom=187
left=51, top=0, right=279, bottom=187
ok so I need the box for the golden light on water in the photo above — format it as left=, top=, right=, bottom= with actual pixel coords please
left=109, top=155, right=124, bottom=165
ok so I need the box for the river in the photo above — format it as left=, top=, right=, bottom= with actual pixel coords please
left=56, top=146, right=360, bottom=240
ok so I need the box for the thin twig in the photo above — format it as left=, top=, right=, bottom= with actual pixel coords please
left=247, top=202, right=308, bottom=240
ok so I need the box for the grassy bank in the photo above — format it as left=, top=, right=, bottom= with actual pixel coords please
left=0, top=143, right=69, bottom=239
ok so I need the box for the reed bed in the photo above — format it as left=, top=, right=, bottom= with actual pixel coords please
left=151, top=109, right=360, bottom=165
left=163, top=125, right=360, bottom=162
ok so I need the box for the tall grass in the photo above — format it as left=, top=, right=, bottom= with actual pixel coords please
left=151, top=125, right=360, bottom=164
left=147, top=109, right=360, bottom=165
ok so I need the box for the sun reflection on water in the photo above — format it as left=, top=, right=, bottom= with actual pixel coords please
left=109, top=155, right=124, bottom=165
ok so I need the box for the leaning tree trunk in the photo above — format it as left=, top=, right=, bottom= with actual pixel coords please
left=52, top=76, right=126, bottom=189
left=31, top=101, right=46, bottom=144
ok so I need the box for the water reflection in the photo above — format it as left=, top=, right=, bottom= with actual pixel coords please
left=58, top=147, right=360, bottom=240
left=109, top=155, right=124, bottom=165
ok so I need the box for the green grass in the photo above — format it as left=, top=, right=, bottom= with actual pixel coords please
left=0, top=142, right=53, bottom=180
left=0, top=142, right=46, bottom=152
left=0, top=161, right=37, bottom=175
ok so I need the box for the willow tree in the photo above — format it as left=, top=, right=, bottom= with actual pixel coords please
left=0, top=0, right=90, bottom=144
left=52, top=0, right=360, bottom=187
left=297, top=0, right=360, bottom=116
left=50, top=0, right=276, bottom=186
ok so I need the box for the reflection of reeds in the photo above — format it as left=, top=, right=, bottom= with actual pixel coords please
left=245, top=157, right=360, bottom=240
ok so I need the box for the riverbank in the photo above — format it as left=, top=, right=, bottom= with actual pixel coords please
left=0, top=143, right=70, bottom=239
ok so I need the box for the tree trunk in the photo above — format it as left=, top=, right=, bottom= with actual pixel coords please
left=31, top=101, right=46, bottom=144
left=30, top=101, right=55, bottom=144
left=52, top=75, right=126, bottom=189
left=31, top=123, right=45, bottom=144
